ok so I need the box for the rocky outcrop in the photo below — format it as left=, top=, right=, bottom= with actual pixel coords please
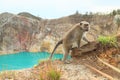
left=0, top=12, right=44, bottom=54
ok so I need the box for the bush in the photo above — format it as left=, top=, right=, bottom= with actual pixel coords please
left=39, top=60, right=61, bottom=80
left=97, top=35, right=118, bottom=47
left=47, top=67, right=61, bottom=80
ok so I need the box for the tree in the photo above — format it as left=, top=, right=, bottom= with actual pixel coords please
left=112, top=10, right=117, bottom=16
left=117, top=9, right=120, bottom=14
left=113, top=14, right=120, bottom=30
left=75, top=10, right=79, bottom=15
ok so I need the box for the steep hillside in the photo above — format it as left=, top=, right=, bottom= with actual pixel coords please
left=0, top=12, right=118, bottom=54
left=0, top=13, right=45, bottom=54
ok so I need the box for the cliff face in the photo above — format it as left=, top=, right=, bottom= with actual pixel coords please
left=0, top=12, right=117, bottom=54
left=0, top=12, right=44, bottom=54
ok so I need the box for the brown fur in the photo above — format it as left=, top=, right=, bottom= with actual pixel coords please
left=49, top=21, right=90, bottom=63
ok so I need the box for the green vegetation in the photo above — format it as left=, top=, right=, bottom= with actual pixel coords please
left=97, top=35, right=118, bottom=47
left=47, top=67, right=61, bottom=80
left=111, top=9, right=120, bottom=16
left=39, top=60, right=61, bottom=80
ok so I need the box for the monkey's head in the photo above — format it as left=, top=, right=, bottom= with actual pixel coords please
left=80, top=21, right=90, bottom=31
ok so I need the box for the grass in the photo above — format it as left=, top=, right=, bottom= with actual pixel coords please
left=97, top=35, right=118, bottom=47
left=47, top=69, right=61, bottom=80
left=0, top=71, right=17, bottom=79
left=39, top=60, right=62, bottom=80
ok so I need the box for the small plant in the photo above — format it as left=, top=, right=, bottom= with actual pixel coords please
left=97, top=35, right=118, bottom=47
left=39, top=60, right=61, bottom=80
left=47, top=67, right=61, bottom=80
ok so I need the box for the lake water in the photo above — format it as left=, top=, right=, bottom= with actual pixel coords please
left=0, top=52, right=67, bottom=71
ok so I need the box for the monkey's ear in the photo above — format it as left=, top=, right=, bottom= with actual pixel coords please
left=80, top=22, right=82, bottom=25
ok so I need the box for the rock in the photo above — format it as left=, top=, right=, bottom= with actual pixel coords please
left=71, top=41, right=99, bottom=57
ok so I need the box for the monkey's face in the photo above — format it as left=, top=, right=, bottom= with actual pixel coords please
left=80, top=21, right=90, bottom=31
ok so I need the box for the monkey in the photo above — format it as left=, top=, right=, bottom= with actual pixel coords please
left=49, top=21, right=90, bottom=63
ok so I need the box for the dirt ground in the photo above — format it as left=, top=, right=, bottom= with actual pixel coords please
left=70, top=39, right=120, bottom=80
left=72, top=51, right=120, bottom=80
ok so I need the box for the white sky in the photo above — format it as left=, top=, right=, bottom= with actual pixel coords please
left=0, top=0, right=120, bottom=19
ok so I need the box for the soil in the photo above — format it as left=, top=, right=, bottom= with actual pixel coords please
left=72, top=51, right=120, bottom=80
left=74, top=49, right=120, bottom=79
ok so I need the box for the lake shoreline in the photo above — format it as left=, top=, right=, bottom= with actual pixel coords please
left=0, top=51, right=64, bottom=71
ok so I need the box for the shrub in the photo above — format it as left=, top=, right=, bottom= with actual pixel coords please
left=47, top=67, right=61, bottom=80
left=97, top=35, right=118, bottom=47
left=39, top=60, right=61, bottom=80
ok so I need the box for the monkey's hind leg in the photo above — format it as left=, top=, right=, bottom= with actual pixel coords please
left=77, top=39, right=80, bottom=48
left=62, top=45, right=71, bottom=64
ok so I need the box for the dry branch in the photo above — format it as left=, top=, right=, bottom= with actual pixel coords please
left=85, top=64, right=115, bottom=80
left=97, top=57, right=120, bottom=73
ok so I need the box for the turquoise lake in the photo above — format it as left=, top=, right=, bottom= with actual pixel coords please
left=0, top=52, right=66, bottom=71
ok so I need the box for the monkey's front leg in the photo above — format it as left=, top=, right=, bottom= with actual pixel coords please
left=62, top=44, right=71, bottom=64
left=83, top=36, right=90, bottom=43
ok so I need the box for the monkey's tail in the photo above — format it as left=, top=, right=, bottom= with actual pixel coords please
left=49, top=39, right=63, bottom=59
